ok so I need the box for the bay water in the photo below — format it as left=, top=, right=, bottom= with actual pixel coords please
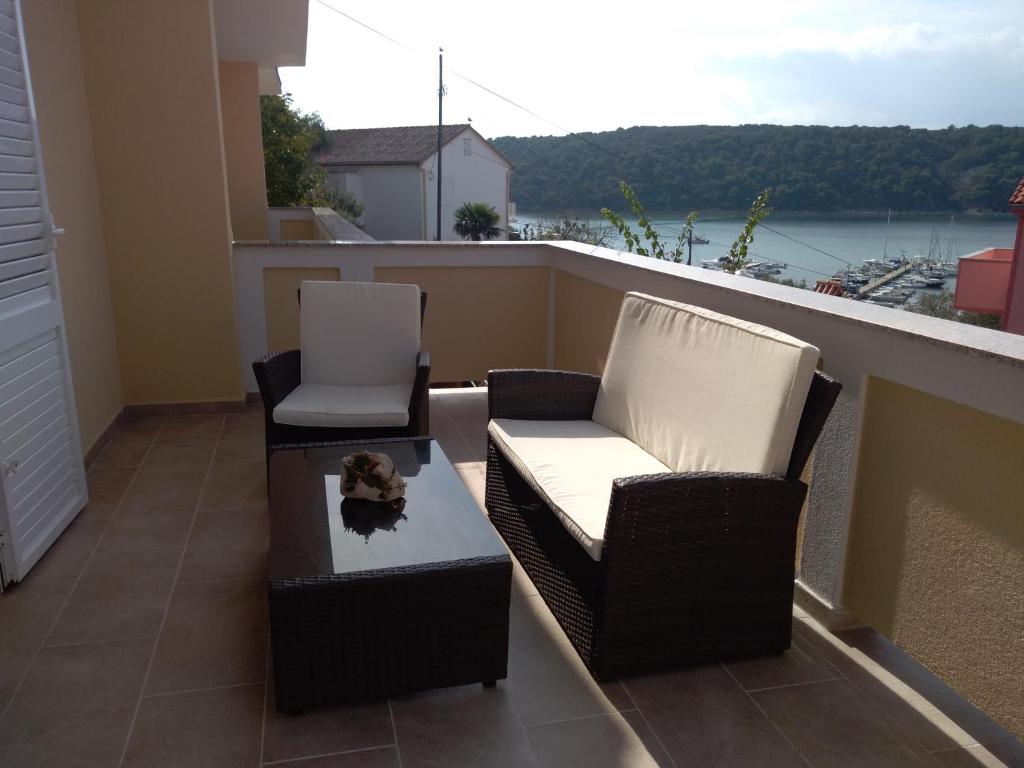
left=516, top=212, right=1017, bottom=297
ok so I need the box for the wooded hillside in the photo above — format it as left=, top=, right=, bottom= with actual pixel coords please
left=490, top=124, right=1024, bottom=213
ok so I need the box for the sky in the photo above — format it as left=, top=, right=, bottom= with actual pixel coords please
left=280, top=0, right=1024, bottom=139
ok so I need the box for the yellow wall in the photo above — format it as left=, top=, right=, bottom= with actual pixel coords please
left=844, top=377, right=1024, bottom=737
left=263, top=268, right=340, bottom=352
left=374, top=266, right=549, bottom=381
left=552, top=270, right=624, bottom=374
left=76, top=0, right=243, bottom=405
left=280, top=219, right=316, bottom=241
left=22, top=0, right=124, bottom=452
left=218, top=62, right=268, bottom=240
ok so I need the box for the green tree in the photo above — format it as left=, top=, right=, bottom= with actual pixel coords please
left=907, top=289, right=1001, bottom=329
left=491, top=125, right=1024, bottom=213
left=600, top=181, right=697, bottom=261
left=261, top=94, right=327, bottom=207
left=723, top=188, right=771, bottom=273
left=453, top=202, right=502, bottom=241
left=514, top=215, right=613, bottom=246
left=599, top=182, right=770, bottom=273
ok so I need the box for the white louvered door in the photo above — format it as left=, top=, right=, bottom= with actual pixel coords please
left=0, top=0, right=87, bottom=588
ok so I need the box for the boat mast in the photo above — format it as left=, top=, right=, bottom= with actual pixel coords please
left=882, top=207, right=892, bottom=260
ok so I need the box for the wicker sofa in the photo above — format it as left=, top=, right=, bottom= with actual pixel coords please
left=253, top=281, right=430, bottom=464
left=485, top=292, right=841, bottom=680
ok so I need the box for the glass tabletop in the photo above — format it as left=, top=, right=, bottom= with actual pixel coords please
left=268, top=439, right=509, bottom=581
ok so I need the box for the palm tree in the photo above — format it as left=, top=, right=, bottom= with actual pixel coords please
left=453, top=202, right=501, bottom=241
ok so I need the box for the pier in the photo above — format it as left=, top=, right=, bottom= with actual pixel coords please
left=856, top=263, right=913, bottom=297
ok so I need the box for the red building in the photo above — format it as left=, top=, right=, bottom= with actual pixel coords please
left=953, top=179, right=1024, bottom=334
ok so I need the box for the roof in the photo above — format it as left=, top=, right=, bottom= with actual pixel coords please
left=315, top=124, right=508, bottom=166
left=1010, top=178, right=1024, bottom=206
left=814, top=279, right=845, bottom=297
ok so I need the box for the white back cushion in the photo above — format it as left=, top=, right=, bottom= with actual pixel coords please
left=592, top=293, right=819, bottom=476
left=300, top=281, right=420, bottom=387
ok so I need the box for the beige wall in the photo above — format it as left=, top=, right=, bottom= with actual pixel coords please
left=844, top=377, right=1024, bottom=737
left=218, top=62, right=268, bottom=241
left=263, top=267, right=340, bottom=352
left=375, top=266, right=549, bottom=382
left=76, top=0, right=243, bottom=405
left=279, top=219, right=316, bottom=241
left=552, top=270, right=624, bottom=374
left=22, top=0, right=124, bottom=452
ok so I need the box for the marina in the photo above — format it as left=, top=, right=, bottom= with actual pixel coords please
left=517, top=212, right=1017, bottom=314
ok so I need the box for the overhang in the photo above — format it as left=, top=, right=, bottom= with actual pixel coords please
left=215, top=0, right=309, bottom=67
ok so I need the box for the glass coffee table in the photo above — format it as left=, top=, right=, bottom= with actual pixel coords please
left=268, top=438, right=511, bottom=712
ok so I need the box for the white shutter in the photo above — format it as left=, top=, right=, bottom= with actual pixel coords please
left=0, top=0, right=87, bottom=587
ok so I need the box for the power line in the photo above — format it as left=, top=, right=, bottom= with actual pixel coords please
left=313, top=0, right=622, bottom=159
left=313, top=0, right=414, bottom=52
left=759, top=224, right=853, bottom=267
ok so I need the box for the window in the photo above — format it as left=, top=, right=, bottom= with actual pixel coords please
left=463, top=137, right=472, bottom=156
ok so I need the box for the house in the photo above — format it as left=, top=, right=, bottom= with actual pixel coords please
left=953, top=178, right=1024, bottom=333
left=315, top=124, right=513, bottom=240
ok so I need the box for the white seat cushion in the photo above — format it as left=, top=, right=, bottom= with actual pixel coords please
left=301, top=281, right=420, bottom=388
left=274, top=383, right=412, bottom=428
left=488, top=418, right=671, bottom=560
left=593, top=293, right=819, bottom=476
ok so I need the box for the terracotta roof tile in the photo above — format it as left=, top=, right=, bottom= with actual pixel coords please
left=315, top=124, right=471, bottom=165
left=1010, top=178, right=1024, bottom=206
left=814, top=279, right=845, bottom=296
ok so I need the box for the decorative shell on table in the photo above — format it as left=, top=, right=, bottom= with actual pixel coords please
left=340, top=451, right=407, bottom=503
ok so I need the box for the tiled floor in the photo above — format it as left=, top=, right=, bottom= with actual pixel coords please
left=0, top=389, right=1021, bottom=768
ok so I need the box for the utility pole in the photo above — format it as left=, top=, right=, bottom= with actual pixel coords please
left=436, top=48, right=444, bottom=241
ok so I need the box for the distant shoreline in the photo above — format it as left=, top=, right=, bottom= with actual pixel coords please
left=517, top=209, right=1016, bottom=219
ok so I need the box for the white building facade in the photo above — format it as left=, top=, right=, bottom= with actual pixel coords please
left=318, top=125, right=513, bottom=241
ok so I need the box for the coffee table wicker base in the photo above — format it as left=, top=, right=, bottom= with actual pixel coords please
left=270, top=555, right=511, bottom=712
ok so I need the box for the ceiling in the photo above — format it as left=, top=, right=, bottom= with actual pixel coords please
left=214, top=0, right=309, bottom=67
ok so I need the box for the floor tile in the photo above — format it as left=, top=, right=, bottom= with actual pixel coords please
left=795, top=620, right=1008, bottom=751
left=724, top=636, right=840, bottom=691
left=155, top=414, right=224, bottom=443
left=272, top=747, right=401, bottom=768
left=124, top=683, right=262, bottom=768
left=97, top=483, right=201, bottom=552
left=509, top=553, right=540, bottom=598
left=0, top=586, right=66, bottom=712
left=200, top=459, right=267, bottom=511
left=507, top=596, right=629, bottom=726
left=179, top=506, right=269, bottom=583
left=146, top=578, right=267, bottom=694
left=526, top=711, right=671, bottom=768
left=392, top=683, right=538, bottom=768
left=933, top=738, right=1024, bottom=768
left=79, top=468, right=136, bottom=522
left=215, top=422, right=264, bottom=463
left=453, top=461, right=486, bottom=512
left=262, top=674, right=394, bottom=764
left=0, top=638, right=152, bottom=768
left=92, top=433, right=157, bottom=470
left=111, top=418, right=164, bottom=441
left=47, top=547, right=181, bottom=646
left=16, top=518, right=108, bottom=591
left=625, top=664, right=803, bottom=767
left=754, top=678, right=936, bottom=767
left=224, top=404, right=264, bottom=426
left=429, top=401, right=480, bottom=464
left=132, top=457, right=211, bottom=491
left=836, top=626, right=1017, bottom=749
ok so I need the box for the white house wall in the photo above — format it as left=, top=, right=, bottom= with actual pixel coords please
left=422, top=130, right=510, bottom=241
left=325, top=165, right=423, bottom=240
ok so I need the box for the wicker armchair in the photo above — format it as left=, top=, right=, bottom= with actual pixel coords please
left=253, top=282, right=430, bottom=463
left=485, top=293, right=841, bottom=681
